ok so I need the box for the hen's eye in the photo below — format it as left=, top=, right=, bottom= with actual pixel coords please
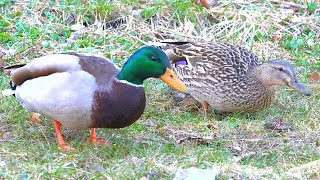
left=279, top=67, right=284, bottom=71
left=150, top=56, right=157, bottom=61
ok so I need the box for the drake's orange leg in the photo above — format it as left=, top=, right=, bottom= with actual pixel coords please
left=203, top=102, right=209, bottom=119
left=53, top=120, right=76, bottom=152
left=88, top=128, right=110, bottom=145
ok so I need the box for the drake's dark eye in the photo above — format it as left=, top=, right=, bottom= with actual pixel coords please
left=278, top=67, right=284, bottom=71
left=150, top=56, right=157, bottom=61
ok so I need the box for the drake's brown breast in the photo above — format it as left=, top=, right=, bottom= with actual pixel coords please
left=91, top=81, right=146, bottom=128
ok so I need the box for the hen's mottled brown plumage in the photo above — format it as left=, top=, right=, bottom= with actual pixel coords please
left=162, top=42, right=312, bottom=113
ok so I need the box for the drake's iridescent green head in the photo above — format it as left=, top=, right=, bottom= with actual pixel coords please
left=117, top=46, right=187, bottom=93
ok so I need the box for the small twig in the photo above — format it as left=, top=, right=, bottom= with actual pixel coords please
left=38, top=125, right=50, bottom=147
left=67, top=27, right=88, bottom=45
left=178, top=136, right=215, bottom=144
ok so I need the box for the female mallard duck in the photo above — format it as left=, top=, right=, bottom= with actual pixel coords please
left=160, top=42, right=312, bottom=115
left=9, top=46, right=187, bottom=151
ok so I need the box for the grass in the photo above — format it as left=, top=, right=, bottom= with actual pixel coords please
left=0, top=0, right=320, bottom=179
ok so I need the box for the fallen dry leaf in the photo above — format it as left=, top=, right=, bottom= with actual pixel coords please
left=309, top=72, right=319, bottom=81
left=206, top=123, right=216, bottom=130
left=30, top=113, right=43, bottom=124
left=193, top=0, right=217, bottom=8
left=15, top=56, right=21, bottom=64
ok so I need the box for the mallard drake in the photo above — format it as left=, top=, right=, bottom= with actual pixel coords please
left=9, top=46, right=187, bottom=151
left=159, top=42, right=312, bottom=115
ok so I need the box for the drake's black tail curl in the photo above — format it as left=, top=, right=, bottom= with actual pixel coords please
left=10, top=81, right=17, bottom=90
left=9, top=81, right=17, bottom=97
